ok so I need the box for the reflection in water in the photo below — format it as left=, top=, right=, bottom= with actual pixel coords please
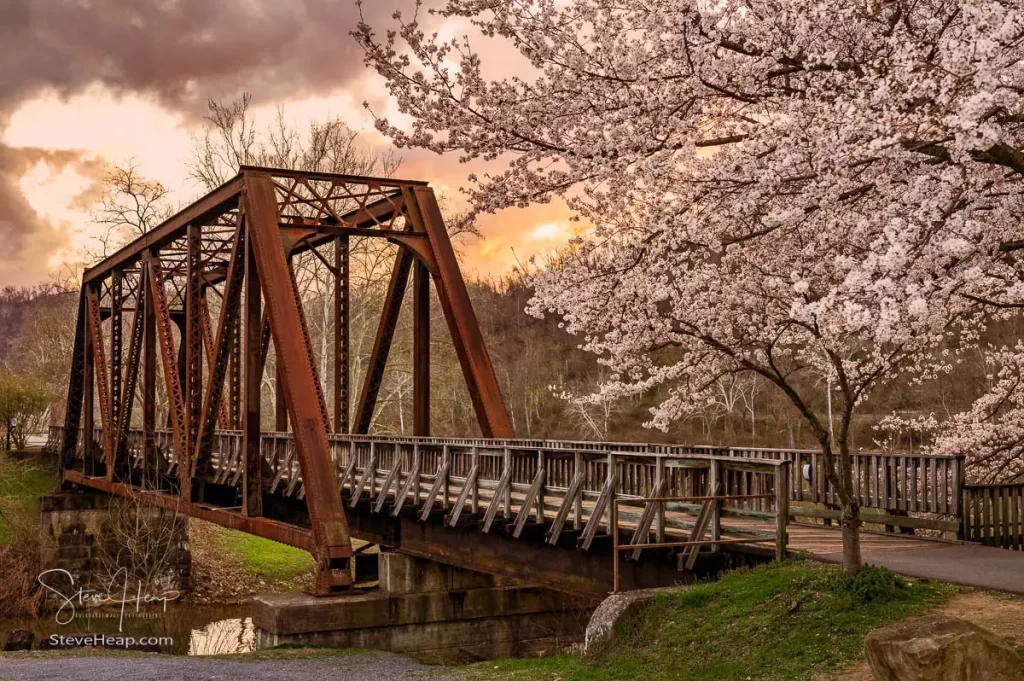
left=0, top=604, right=256, bottom=655
left=189, top=615, right=255, bottom=655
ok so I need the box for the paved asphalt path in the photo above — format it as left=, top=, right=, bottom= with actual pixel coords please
left=0, top=652, right=451, bottom=681
left=816, top=541, right=1024, bottom=593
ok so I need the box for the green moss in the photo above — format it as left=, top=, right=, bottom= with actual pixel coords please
left=211, top=526, right=315, bottom=581
left=461, top=560, right=955, bottom=681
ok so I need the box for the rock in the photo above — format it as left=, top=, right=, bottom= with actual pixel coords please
left=3, top=628, right=33, bottom=651
left=583, top=587, right=675, bottom=656
left=865, top=614, right=1022, bottom=681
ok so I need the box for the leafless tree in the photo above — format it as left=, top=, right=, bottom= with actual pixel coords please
left=95, top=492, right=189, bottom=595
left=88, top=162, right=173, bottom=263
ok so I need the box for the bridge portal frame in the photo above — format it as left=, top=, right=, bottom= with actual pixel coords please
left=60, top=166, right=513, bottom=593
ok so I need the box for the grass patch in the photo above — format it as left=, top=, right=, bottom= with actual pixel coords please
left=462, top=560, right=955, bottom=681
left=210, top=526, right=315, bottom=581
left=0, top=452, right=58, bottom=545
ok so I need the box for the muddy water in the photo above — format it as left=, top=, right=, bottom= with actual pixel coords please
left=0, top=603, right=255, bottom=655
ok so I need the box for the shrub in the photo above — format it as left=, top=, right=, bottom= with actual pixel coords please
left=0, top=371, right=51, bottom=451
left=828, top=564, right=908, bottom=604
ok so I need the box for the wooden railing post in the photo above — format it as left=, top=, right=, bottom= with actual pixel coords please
left=776, top=461, right=790, bottom=560
left=503, top=447, right=512, bottom=518
left=710, top=459, right=721, bottom=551
left=961, top=486, right=971, bottom=542
left=656, top=456, right=666, bottom=543
left=537, top=449, right=546, bottom=522
left=471, top=445, right=480, bottom=515
left=573, top=450, right=583, bottom=530
left=954, top=455, right=966, bottom=519
left=607, top=452, right=617, bottom=534
left=611, top=497, right=620, bottom=593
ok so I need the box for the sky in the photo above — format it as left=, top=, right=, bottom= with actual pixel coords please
left=0, top=0, right=582, bottom=286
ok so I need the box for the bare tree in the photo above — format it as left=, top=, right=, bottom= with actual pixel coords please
left=88, top=162, right=173, bottom=262
left=95, top=493, right=189, bottom=595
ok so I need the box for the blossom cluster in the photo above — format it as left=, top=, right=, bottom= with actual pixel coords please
left=357, top=1, right=1024, bottom=472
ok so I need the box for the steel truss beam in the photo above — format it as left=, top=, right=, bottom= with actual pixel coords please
left=61, top=165, right=512, bottom=595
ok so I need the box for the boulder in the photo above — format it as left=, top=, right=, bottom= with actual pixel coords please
left=584, top=587, right=675, bottom=656
left=3, top=628, right=33, bottom=651
left=865, top=614, right=1022, bottom=681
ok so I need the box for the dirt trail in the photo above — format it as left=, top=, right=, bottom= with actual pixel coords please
left=823, top=590, right=1024, bottom=680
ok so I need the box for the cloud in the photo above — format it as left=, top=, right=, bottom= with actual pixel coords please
left=0, top=0, right=403, bottom=116
left=0, top=144, right=106, bottom=284
left=0, top=0, right=417, bottom=285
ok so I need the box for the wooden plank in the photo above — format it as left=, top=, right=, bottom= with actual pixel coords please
left=776, top=463, right=790, bottom=560
left=913, top=456, right=921, bottom=509
left=419, top=459, right=451, bottom=521
left=447, top=464, right=479, bottom=527
left=513, top=468, right=545, bottom=538
left=269, top=445, right=293, bottom=494
left=580, top=474, right=616, bottom=551
left=852, top=454, right=860, bottom=506
left=940, top=458, right=949, bottom=514
left=1015, top=487, right=1022, bottom=550
left=547, top=471, right=584, bottom=544
left=794, top=451, right=803, bottom=502
left=682, top=498, right=718, bottom=571
left=392, top=444, right=420, bottom=510
left=374, top=450, right=404, bottom=513
left=471, top=446, right=481, bottom=515
left=338, top=447, right=358, bottom=493
left=1003, top=487, right=1011, bottom=549
left=872, top=454, right=880, bottom=509
left=349, top=449, right=376, bottom=508
left=983, top=487, right=992, bottom=545
left=899, top=456, right=907, bottom=511
left=630, top=476, right=668, bottom=560
left=482, top=466, right=512, bottom=533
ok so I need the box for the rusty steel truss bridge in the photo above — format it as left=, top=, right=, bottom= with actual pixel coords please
left=56, top=167, right=988, bottom=597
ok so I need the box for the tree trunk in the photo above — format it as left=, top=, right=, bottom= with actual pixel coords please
left=841, top=501, right=862, bottom=576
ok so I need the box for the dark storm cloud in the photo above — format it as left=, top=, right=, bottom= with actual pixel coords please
left=0, top=0, right=408, bottom=283
left=0, top=0, right=391, bottom=114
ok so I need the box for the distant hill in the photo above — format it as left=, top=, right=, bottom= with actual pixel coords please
left=0, top=286, right=76, bottom=368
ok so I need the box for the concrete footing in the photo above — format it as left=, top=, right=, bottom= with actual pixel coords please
left=39, top=491, right=190, bottom=596
left=253, top=552, right=596, bottom=662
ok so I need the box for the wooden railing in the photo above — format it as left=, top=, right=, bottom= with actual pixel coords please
left=962, top=483, right=1024, bottom=550
left=47, top=426, right=964, bottom=536
left=612, top=488, right=789, bottom=592
left=49, top=425, right=790, bottom=563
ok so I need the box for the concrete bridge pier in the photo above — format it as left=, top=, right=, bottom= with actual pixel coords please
left=39, top=490, right=191, bottom=597
left=253, top=552, right=596, bottom=662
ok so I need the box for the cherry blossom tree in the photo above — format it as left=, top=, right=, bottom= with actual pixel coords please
left=893, top=343, right=1024, bottom=483
left=356, top=0, right=1024, bottom=573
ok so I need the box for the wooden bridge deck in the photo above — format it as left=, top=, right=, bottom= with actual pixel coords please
left=50, top=427, right=1024, bottom=596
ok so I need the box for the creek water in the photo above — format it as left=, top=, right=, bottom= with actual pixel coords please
left=0, top=603, right=256, bottom=655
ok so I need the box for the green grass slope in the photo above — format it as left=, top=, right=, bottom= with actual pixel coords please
left=0, top=452, right=58, bottom=545
left=465, top=561, right=955, bottom=681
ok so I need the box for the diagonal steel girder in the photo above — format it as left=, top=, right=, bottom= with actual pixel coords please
left=243, top=172, right=353, bottom=593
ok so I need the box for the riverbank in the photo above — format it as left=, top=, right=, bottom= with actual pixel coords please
left=459, top=561, right=957, bottom=681
left=0, top=449, right=317, bottom=609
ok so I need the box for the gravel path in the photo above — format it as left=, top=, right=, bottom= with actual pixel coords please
left=0, top=652, right=451, bottom=681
